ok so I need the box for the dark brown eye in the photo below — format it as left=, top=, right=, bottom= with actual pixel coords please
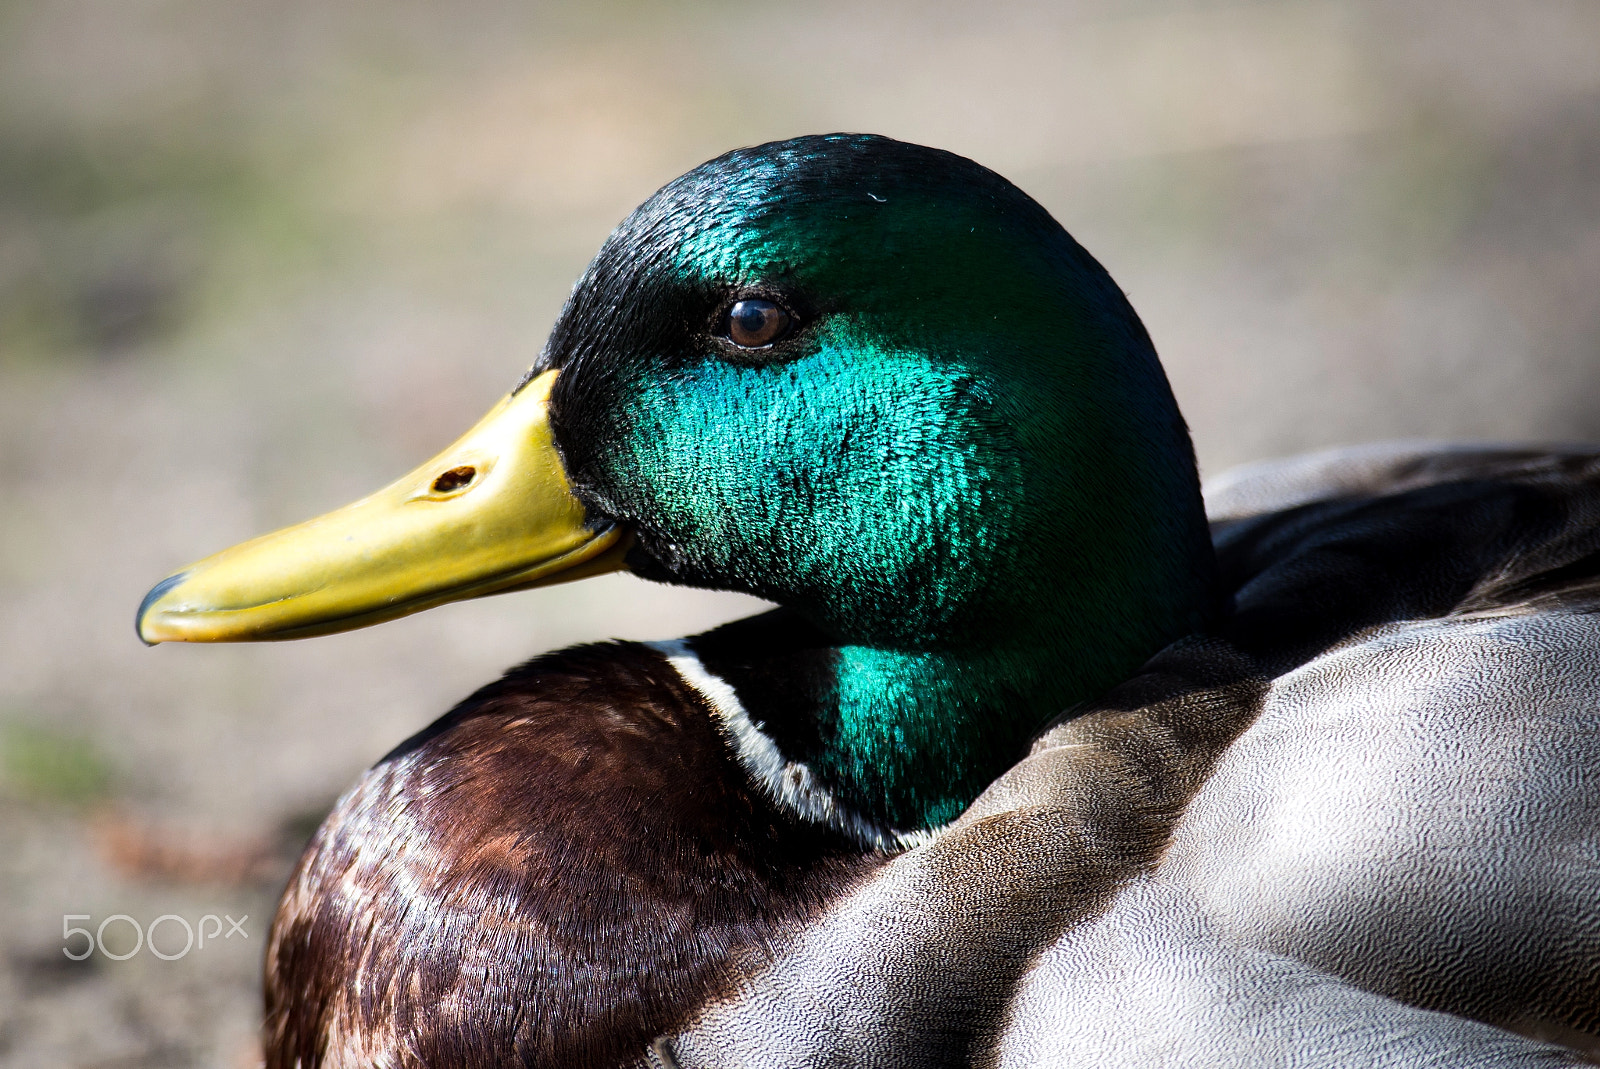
left=725, top=298, right=790, bottom=348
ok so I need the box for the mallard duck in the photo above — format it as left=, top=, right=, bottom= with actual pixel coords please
left=136, top=135, right=1600, bottom=1066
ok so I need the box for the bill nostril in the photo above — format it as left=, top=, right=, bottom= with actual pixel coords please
left=432, top=466, right=478, bottom=494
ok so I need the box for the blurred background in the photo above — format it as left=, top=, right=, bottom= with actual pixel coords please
left=1, top=0, right=1597, bottom=1063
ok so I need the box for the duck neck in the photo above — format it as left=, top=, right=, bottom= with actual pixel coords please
left=681, top=595, right=1207, bottom=842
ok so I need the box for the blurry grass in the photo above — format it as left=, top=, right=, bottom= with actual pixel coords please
left=0, top=12, right=395, bottom=370
left=0, top=117, right=325, bottom=364
left=0, top=720, right=114, bottom=806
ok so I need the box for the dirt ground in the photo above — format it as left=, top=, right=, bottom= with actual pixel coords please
left=2, top=0, right=1598, bottom=1064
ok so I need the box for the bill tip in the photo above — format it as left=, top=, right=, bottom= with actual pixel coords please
left=135, top=571, right=187, bottom=645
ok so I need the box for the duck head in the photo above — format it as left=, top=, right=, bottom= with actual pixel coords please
left=138, top=133, right=1217, bottom=835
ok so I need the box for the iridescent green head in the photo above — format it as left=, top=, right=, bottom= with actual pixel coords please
left=541, top=134, right=1217, bottom=830
left=138, top=134, right=1218, bottom=836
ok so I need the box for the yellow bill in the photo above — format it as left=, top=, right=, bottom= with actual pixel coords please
left=136, top=369, right=626, bottom=643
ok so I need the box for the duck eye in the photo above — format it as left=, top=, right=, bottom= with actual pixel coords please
left=724, top=299, right=790, bottom=348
